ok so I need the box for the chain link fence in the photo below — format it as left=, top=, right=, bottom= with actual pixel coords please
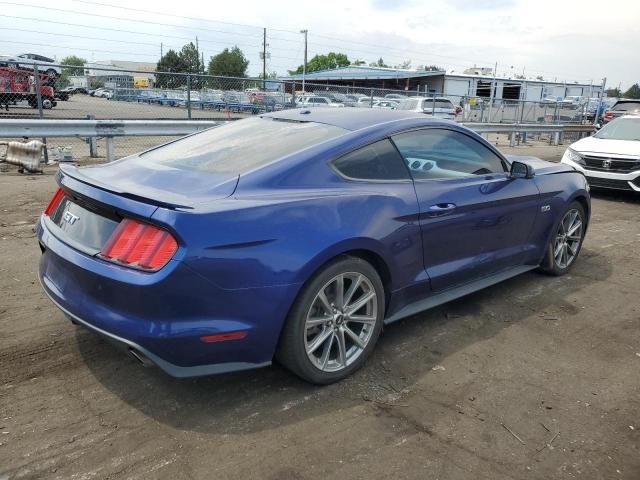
left=0, top=60, right=603, bottom=161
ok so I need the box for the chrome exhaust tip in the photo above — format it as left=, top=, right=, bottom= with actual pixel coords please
left=128, top=348, right=154, bottom=368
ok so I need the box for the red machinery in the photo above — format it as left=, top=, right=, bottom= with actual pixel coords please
left=0, top=66, right=57, bottom=110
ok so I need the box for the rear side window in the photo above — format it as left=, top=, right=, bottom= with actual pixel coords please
left=332, top=139, right=410, bottom=181
left=139, top=117, right=346, bottom=174
left=392, top=129, right=506, bottom=180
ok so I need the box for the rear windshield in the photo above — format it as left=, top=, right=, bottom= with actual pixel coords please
left=398, top=99, right=419, bottom=110
left=612, top=101, right=640, bottom=112
left=427, top=100, right=454, bottom=109
left=594, top=117, right=640, bottom=141
left=140, top=117, right=346, bottom=173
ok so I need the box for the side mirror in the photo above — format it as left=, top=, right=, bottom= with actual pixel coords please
left=510, top=160, right=535, bottom=179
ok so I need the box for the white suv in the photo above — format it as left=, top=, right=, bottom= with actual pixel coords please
left=397, top=97, right=457, bottom=119
left=561, top=116, right=640, bottom=192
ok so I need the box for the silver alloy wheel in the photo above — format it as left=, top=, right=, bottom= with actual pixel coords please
left=554, top=208, right=583, bottom=269
left=304, top=272, right=378, bottom=372
left=42, top=98, right=53, bottom=109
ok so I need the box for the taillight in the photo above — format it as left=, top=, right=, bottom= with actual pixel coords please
left=604, top=111, right=613, bottom=120
left=100, top=218, right=177, bottom=271
left=44, top=187, right=66, bottom=216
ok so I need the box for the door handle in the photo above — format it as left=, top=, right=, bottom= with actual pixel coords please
left=426, top=203, right=457, bottom=217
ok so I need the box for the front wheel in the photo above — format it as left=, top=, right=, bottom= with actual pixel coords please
left=277, top=256, right=385, bottom=384
left=539, top=201, right=586, bottom=275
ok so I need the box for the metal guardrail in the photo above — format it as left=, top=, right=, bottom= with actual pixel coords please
left=462, top=122, right=595, bottom=146
left=0, top=119, right=593, bottom=162
left=0, top=119, right=218, bottom=162
left=0, top=119, right=217, bottom=137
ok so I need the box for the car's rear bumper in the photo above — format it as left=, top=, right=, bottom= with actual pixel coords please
left=40, top=282, right=271, bottom=377
left=37, top=215, right=298, bottom=377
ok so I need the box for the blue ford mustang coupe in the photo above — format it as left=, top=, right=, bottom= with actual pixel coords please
left=37, top=109, right=590, bottom=384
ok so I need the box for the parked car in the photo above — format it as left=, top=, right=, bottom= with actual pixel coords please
left=93, top=89, right=113, bottom=99
left=602, top=99, right=640, bottom=124
left=55, top=88, right=71, bottom=101
left=539, top=96, right=561, bottom=107
left=37, top=109, right=590, bottom=384
left=299, top=96, right=344, bottom=108
left=356, top=96, right=383, bottom=108
left=384, top=93, right=407, bottom=101
left=397, top=97, right=458, bottom=119
left=561, top=115, right=640, bottom=192
left=372, top=100, right=399, bottom=110
left=0, top=53, right=61, bottom=77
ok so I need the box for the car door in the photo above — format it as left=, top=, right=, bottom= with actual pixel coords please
left=391, top=127, right=541, bottom=292
left=331, top=139, right=426, bottom=304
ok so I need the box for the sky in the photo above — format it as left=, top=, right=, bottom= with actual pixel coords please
left=0, top=0, right=638, bottom=89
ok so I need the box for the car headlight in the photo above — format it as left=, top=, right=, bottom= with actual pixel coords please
left=565, top=148, right=586, bottom=166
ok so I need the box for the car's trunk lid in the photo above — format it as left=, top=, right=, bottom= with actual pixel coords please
left=60, top=157, right=239, bottom=210
left=45, top=162, right=238, bottom=257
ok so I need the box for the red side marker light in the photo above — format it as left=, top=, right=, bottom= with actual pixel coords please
left=200, top=331, right=248, bottom=343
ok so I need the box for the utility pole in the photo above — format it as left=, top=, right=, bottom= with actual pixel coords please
left=263, top=28, right=267, bottom=90
left=195, top=36, right=199, bottom=71
left=487, top=61, right=497, bottom=122
left=593, top=77, right=607, bottom=126
left=160, top=42, right=163, bottom=58
left=300, top=29, right=308, bottom=95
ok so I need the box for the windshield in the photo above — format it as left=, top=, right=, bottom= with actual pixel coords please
left=594, top=118, right=640, bottom=141
left=140, top=117, right=346, bottom=173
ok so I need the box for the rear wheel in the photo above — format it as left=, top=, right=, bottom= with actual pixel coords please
left=539, top=201, right=586, bottom=275
left=277, top=256, right=385, bottom=384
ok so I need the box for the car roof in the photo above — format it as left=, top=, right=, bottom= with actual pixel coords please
left=261, top=108, right=445, bottom=131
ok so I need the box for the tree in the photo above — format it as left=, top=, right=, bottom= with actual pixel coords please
left=623, top=83, right=640, bottom=99
left=369, top=58, right=389, bottom=68
left=535, top=75, right=544, bottom=81
left=60, top=55, right=86, bottom=76
left=208, top=46, right=249, bottom=78
left=156, top=49, right=188, bottom=88
left=606, top=87, right=621, bottom=98
left=289, top=52, right=350, bottom=74
left=423, top=65, right=442, bottom=72
left=352, top=59, right=366, bottom=66
left=395, top=60, right=411, bottom=69
left=180, top=42, right=203, bottom=74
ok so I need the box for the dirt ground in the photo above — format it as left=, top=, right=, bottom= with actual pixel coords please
left=0, top=143, right=638, bottom=480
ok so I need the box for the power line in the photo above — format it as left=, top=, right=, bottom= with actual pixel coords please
left=0, top=40, right=160, bottom=58
left=0, top=27, right=175, bottom=48
left=63, top=0, right=591, bottom=81
left=71, top=0, right=298, bottom=34
left=0, top=1, right=596, bottom=82
left=0, top=2, right=266, bottom=41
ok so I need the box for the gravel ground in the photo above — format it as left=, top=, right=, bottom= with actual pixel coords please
left=0, top=144, right=638, bottom=480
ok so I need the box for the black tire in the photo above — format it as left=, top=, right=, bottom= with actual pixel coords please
left=276, top=255, right=385, bottom=384
left=46, top=69, right=58, bottom=78
left=539, top=201, right=586, bottom=276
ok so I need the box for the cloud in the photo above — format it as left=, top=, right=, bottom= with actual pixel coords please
left=447, top=0, right=515, bottom=10
left=370, top=0, right=415, bottom=10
